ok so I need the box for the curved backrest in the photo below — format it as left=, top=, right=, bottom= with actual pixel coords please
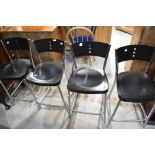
left=66, top=27, right=95, bottom=45
left=33, top=38, right=65, bottom=54
left=116, top=45, right=155, bottom=63
left=1, top=37, right=30, bottom=52
left=71, top=41, right=110, bottom=58
left=115, top=45, right=155, bottom=76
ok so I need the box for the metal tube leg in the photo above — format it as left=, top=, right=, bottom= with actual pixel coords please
left=97, top=115, right=101, bottom=129
left=104, top=93, right=107, bottom=126
left=68, top=90, right=71, bottom=117
left=107, top=77, right=116, bottom=99
left=58, top=86, right=70, bottom=116
left=11, top=80, right=23, bottom=96
left=133, top=104, right=144, bottom=127
left=106, top=100, right=121, bottom=128
left=97, top=93, right=107, bottom=129
left=97, top=95, right=103, bottom=129
left=23, top=79, right=40, bottom=109
left=0, top=80, right=15, bottom=105
left=107, top=98, right=111, bottom=122
left=144, top=103, right=155, bottom=127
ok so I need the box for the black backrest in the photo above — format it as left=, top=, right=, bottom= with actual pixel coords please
left=71, top=41, right=111, bottom=58
left=1, top=37, right=30, bottom=52
left=33, top=38, right=65, bottom=53
left=116, top=45, right=155, bottom=63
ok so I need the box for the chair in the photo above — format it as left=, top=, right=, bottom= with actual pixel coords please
left=66, top=26, right=96, bottom=65
left=66, top=26, right=96, bottom=44
left=67, top=41, right=111, bottom=128
left=0, top=37, right=38, bottom=110
left=26, top=38, right=70, bottom=116
left=106, top=45, right=155, bottom=128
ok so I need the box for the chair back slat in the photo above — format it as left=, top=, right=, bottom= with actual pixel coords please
left=72, top=41, right=110, bottom=58
left=34, top=38, right=65, bottom=54
left=2, top=37, right=30, bottom=52
left=116, top=45, right=155, bottom=63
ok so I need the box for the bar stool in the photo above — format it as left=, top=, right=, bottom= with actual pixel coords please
left=106, top=45, right=155, bottom=128
left=0, top=37, right=38, bottom=109
left=67, top=41, right=111, bottom=128
left=26, top=38, right=70, bottom=118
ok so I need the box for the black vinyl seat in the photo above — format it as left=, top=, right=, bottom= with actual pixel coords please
left=106, top=45, right=155, bottom=128
left=68, top=67, right=108, bottom=94
left=0, top=37, right=37, bottom=110
left=27, top=61, right=64, bottom=86
left=117, top=71, right=155, bottom=102
left=0, top=59, right=30, bottom=80
left=67, top=41, right=111, bottom=128
left=26, top=38, right=65, bottom=86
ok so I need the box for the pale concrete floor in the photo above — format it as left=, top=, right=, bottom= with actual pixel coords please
left=0, top=27, right=155, bottom=129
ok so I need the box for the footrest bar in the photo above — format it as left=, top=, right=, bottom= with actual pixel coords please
left=12, top=97, right=33, bottom=102
left=39, top=103, right=66, bottom=110
left=112, top=118, right=146, bottom=122
left=72, top=110, right=102, bottom=115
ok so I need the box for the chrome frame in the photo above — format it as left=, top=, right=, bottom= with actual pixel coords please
left=58, top=85, right=70, bottom=115
left=106, top=74, right=154, bottom=128
left=11, top=85, right=51, bottom=103
left=68, top=91, right=107, bottom=129
left=106, top=98, right=155, bottom=128
left=28, top=39, right=35, bottom=68
left=0, top=80, right=15, bottom=106
left=0, top=79, right=40, bottom=108
left=32, top=39, right=42, bottom=63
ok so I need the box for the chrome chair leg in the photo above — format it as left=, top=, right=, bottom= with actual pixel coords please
left=68, top=90, right=72, bottom=117
left=57, top=86, right=70, bottom=116
left=23, top=79, right=40, bottom=109
left=97, top=115, right=101, bottom=129
left=144, top=103, right=155, bottom=127
left=107, top=77, right=116, bottom=99
left=107, top=98, right=111, bottom=122
left=97, top=93, right=107, bottom=129
left=97, top=94, right=103, bottom=129
left=106, top=100, right=121, bottom=128
left=0, top=80, right=15, bottom=106
left=104, top=93, right=107, bottom=126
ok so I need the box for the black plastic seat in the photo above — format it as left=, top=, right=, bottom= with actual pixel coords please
left=117, top=71, right=155, bottom=102
left=106, top=44, right=155, bottom=128
left=68, top=67, right=108, bottom=94
left=0, top=59, right=30, bottom=80
left=67, top=42, right=110, bottom=94
left=67, top=41, right=111, bottom=128
left=26, top=38, right=65, bottom=86
left=27, top=61, right=64, bottom=86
